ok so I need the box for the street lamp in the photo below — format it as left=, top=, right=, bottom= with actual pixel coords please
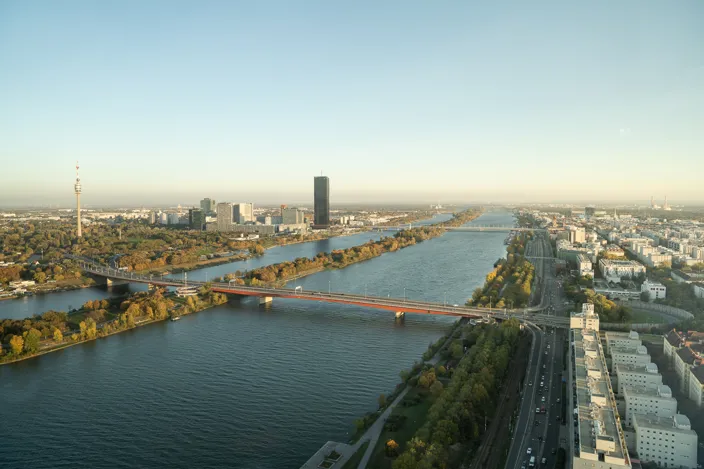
left=328, top=279, right=331, bottom=294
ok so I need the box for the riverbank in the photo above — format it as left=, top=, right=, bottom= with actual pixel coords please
left=0, top=287, right=226, bottom=365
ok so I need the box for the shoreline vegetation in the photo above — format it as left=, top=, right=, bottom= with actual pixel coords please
left=465, top=232, right=535, bottom=309
left=0, top=208, right=482, bottom=365
left=0, top=285, right=226, bottom=365
left=345, top=319, right=522, bottom=469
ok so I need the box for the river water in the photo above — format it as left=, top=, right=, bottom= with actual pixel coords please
left=0, top=214, right=453, bottom=320
left=0, top=211, right=512, bottom=469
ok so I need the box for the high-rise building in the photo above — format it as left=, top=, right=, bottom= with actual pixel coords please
left=200, top=198, right=216, bottom=215
left=314, top=175, right=330, bottom=228
left=282, top=208, right=304, bottom=225
left=189, top=209, right=204, bottom=230
left=233, top=203, right=254, bottom=224
left=216, top=202, right=234, bottom=231
left=74, top=162, right=82, bottom=238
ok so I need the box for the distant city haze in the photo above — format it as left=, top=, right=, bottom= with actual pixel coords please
left=1, top=1, right=703, bottom=206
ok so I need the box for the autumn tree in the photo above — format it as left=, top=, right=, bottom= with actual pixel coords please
left=23, top=328, right=42, bottom=353
left=53, top=328, right=63, bottom=343
left=385, top=439, right=400, bottom=457
left=9, top=335, right=24, bottom=355
left=378, top=393, right=387, bottom=408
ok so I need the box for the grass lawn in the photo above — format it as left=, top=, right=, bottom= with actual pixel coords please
left=367, top=388, right=434, bottom=469
left=342, top=442, right=369, bottom=469
left=628, top=308, right=672, bottom=324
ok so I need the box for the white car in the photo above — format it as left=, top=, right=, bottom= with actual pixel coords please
left=527, top=447, right=532, bottom=455
left=541, top=396, right=546, bottom=402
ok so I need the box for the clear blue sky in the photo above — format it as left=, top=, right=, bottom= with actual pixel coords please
left=1, top=1, right=703, bottom=207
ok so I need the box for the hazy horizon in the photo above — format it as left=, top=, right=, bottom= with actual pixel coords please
left=2, top=1, right=703, bottom=206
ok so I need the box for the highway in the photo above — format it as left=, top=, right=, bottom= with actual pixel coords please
left=506, top=232, right=569, bottom=469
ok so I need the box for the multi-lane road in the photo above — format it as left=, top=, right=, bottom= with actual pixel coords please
left=506, top=232, right=569, bottom=469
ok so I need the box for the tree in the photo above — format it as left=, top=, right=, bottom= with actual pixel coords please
left=53, top=328, right=63, bottom=343
left=23, top=328, right=42, bottom=353
left=378, top=393, right=387, bottom=408
left=450, top=342, right=463, bottom=360
left=640, top=291, right=650, bottom=302
left=385, top=439, right=400, bottom=457
left=9, top=335, right=24, bottom=355
left=429, top=380, right=444, bottom=398
left=33, top=271, right=47, bottom=283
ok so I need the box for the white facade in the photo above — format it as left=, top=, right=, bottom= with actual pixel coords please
left=605, top=331, right=641, bottom=355
left=694, top=283, right=704, bottom=299
left=633, top=413, right=698, bottom=469
left=570, top=303, right=600, bottom=331
left=611, top=345, right=651, bottom=368
left=688, top=366, right=704, bottom=408
left=674, top=347, right=699, bottom=394
left=622, top=385, right=677, bottom=427
left=614, top=363, right=662, bottom=395
left=577, top=253, right=593, bottom=277
left=598, top=259, right=646, bottom=283
left=641, top=279, right=667, bottom=300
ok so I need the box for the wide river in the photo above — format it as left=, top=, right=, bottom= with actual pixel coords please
left=0, top=211, right=514, bottom=469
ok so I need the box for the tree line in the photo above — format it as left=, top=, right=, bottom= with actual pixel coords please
left=391, top=320, right=521, bottom=468
left=467, top=233, right=535, bottom=308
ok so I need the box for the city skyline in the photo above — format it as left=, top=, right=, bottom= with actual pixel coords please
left=1, top=1, right=704, bottom=205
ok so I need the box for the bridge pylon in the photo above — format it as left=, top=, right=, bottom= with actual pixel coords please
left=395, top=311, right=405, bottom=319
left=259, top=296, right=273, bottom=305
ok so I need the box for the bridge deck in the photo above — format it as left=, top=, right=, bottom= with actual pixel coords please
left=78, top=261, right=568, bottom=327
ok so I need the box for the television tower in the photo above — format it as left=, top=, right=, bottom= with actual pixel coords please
left=74, top=161, right=82, bottom=238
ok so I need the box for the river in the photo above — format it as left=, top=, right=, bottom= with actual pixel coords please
left=0, top=211, right=512, bottom=469
left=0, top=214, right=453, bottom=320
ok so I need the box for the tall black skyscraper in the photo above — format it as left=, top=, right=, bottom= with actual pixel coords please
left=314, top=175, right=330, bottom=228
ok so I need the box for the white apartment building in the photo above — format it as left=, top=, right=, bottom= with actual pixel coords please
left=604, top=330, right=642, bottom=355
left=641, top=279, right=667, bottom=300
left=694, top=282, right=704, bottom=299
left=632, top=413, right=698, bottom=469
left=688, top=366, right=704, bottom=408
left=570, top=226, right=586, bottom=244
left=622, top=385, right=677, bottom=427
left=570, top=303, right=600, bottom=331
left=614, top=363, right=662, bottom=396
left=664, top=330, right=685, bottom=368
left=611, top=345, right=651, bottom=368
left=571, top=313, right=631, bottom=469
left=598, top=259, right=646, bottom=283
left=577, top=253, right=593, bottom=277
left=675, top=347, right=701, bottom=394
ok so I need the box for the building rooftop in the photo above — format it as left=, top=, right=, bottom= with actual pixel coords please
left=676, top=346, right=700, bottom=365
left=623, top=384, right=674, bottom=399
left=572, top=327, right=630, bottom=465
left=611, top=344, right=649, bottom=356
left=665, top=329, right=684, bottom=348
left=632, top=413, right=697, bottom=435
left=614, top=363, right=659, bottom=376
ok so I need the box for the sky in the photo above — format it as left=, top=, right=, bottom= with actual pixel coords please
left=1, top=1, right=703, bottom=207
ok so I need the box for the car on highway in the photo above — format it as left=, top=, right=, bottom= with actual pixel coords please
left=541, top=396, right=546, bottom=402
left=541, top=457, right=547, bottom=465
left=527, top=447, right=532, bottom=454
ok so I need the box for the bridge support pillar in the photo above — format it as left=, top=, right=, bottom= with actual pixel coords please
left=395, top=311, right=405, bottom=319
left=259, top=296, right=273, bottom=305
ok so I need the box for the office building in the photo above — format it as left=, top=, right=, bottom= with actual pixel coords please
left=216, top=202, right=234, bottom=230
left=189, top=209, right=204, bottom=230
left=622, top=385, right=677, bottom=427
left=632, top=413, right=698, bottom=469
left=314, top=176, right=330, bottom=228
left=233, top=203, right=254, bottom=224
left=149, top=211, right=156, bottom=224
left=200, top=198, right=216, bottom=215
left=570, top=305, right=631, bottom=469
left=614, top=363, right=662, bottom=396
left=282, top=207, right=305, bottom=225
left=640, top=279, right=667, bottom=301
left=167, top=213, right=182, bottom=225
left=577, top=253, right=593, bottom=278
